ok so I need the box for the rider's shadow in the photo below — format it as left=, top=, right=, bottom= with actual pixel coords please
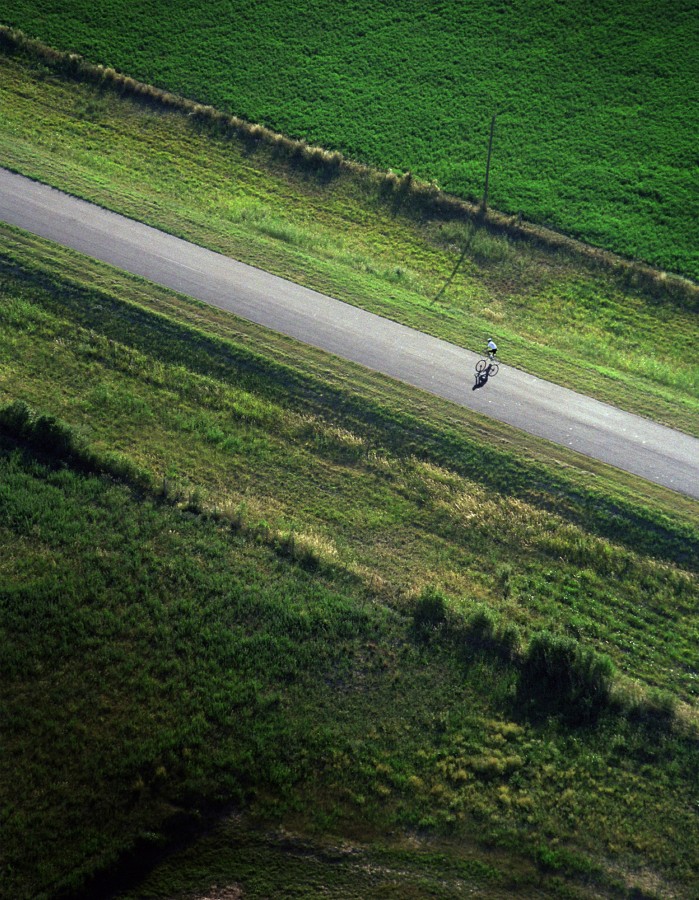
left=472, top=365, right=493, bottom=390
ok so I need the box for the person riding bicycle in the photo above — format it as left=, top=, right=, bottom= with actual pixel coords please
left=486, top=339, right=498, bottom=359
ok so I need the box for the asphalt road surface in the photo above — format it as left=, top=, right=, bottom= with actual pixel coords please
left=1, top=168, right=698, bottom=499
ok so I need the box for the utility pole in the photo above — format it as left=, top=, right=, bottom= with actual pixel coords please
left=482, top=114, right=496, bottom=211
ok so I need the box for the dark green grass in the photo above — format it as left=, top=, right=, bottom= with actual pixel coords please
left=0, top=443, right=378, bottom=898
left=117, top=817, right=546, bottom=899
left=2, top=0, right=698, bottom=277
left=2, top=445, right=697, bottom=898
left=2, top=233, right=699, bottom=897
left=2, top=442, right=698, bottom=899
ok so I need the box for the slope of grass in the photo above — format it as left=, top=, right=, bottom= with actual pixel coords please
left=0, top=48, right=697, bottom=439
left=2, top=0, right=698, bottom=278
left=1, top=234, right=698, bottom=898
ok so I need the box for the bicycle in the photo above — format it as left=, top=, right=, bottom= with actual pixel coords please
left=475, top=357, right=499, bottom=377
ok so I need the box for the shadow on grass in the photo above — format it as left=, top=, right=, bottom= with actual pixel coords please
left=3, top=254, right=697, bottom=572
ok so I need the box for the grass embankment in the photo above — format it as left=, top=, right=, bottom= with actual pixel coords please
left=1, top=231, right=698, bottom=898
left=0, top=45, right=698, bottom=439
left=2, top=0, right=698, bottom=278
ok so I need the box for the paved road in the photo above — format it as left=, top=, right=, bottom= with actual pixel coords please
left=1, top=168, right=698, bottom=499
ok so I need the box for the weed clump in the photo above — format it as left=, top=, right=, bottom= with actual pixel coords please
left=518, top=631, right=615, bottom=723
left=0, top=399, right=148, bottom=487
left=0, top=399, right=86, bottom=461
left=620, top=685, right=679, bottom=729
left=412, top=586, right=448, bottom=637
left=457, top=605, right=521, bottom=663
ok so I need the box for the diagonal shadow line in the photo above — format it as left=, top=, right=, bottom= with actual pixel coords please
left=433, top=231, right=473, bottom=304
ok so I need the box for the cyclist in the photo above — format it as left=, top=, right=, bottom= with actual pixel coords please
left=486, top=339, right=498, bottom=359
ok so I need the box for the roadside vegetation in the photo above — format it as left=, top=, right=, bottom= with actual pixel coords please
left=2, top=0, right=698, bottom=278
left=1, top=230, right=698, bottom=898
left=0, top=42, right=697, bottom=441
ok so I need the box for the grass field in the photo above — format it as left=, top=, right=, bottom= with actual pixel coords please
left=1, top=29, right=698, bottom=900
left=1, top=228, right=698, bottom=898
left=2, top=0, right=698, bottom=279
left=0, top=47, right=697, bottom=442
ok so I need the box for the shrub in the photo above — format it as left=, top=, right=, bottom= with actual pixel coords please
left=457, top=605, right=521, bottom=663
left=497, top=622, right=523, bottom=663
left=0, top=399, right=82, bottom=459
left=518, top=631, right=615, bottom=723
left=31, top=412, right=80, bottom=459
left=464, top=606, right=496, bottom=649
left=0, top=398, right=32, bottom=436
left=0, top=401, right=151, bottom=489
left=412, top=587, right=447, bottom=636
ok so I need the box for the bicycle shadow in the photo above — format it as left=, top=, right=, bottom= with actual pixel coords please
left=472, top=364, right=494, bottom=390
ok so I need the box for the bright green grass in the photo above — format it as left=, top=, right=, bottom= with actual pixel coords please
left=0, top=50, right=698, bottom=438
left=1, top=232, right=698, bottom=898
left=2, top=0, right=698, bottom=278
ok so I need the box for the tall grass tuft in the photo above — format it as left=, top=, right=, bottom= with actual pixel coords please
left=0, top=399, right=85, bottom=461
left=518, top=631, right=615, bottom=724
left=452, top=605, right=522, bottom=664
left=0, top=399, right=150, bottom=488
left=412, top=586, right=448, bottom=637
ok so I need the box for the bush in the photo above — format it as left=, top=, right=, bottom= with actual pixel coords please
left=0, top=398, right=32, bottom=436
left=464, top=606, right=496, bottom=649
left=0, top=401, right=151, bottom=489
left=412, top=587, right=447, bottom=636
left=518, top=631, right=615, bottom=723
left=497, top=622, right=523, bottom=663
left=0, top=399, right=84, bottom=461
left=457, top=606, right=521, bottom=663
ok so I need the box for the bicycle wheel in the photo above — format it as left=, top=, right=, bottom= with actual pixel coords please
left=489, top=363, right=499, bottom=376
left=476, top=359, right=488, bottom=373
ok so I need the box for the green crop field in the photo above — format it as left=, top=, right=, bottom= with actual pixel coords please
left=2, top=0, right=698, bottom=279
